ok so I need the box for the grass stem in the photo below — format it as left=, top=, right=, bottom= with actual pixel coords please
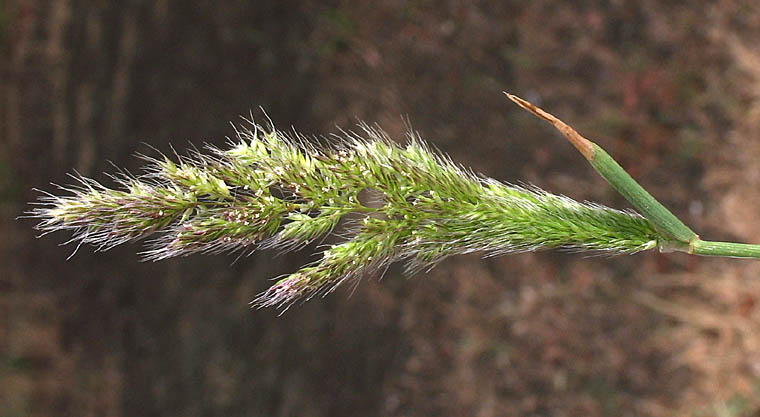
left=691, top=240, right=760, bottom=258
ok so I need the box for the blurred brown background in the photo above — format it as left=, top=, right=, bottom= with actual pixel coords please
left=3, top=1, right=760, bottom=416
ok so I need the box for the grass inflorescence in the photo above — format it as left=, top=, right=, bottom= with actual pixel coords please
left=32, top=119, right=664, bottom=309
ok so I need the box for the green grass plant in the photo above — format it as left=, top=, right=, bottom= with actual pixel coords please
left=31, top=95, right=760, bottom=309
